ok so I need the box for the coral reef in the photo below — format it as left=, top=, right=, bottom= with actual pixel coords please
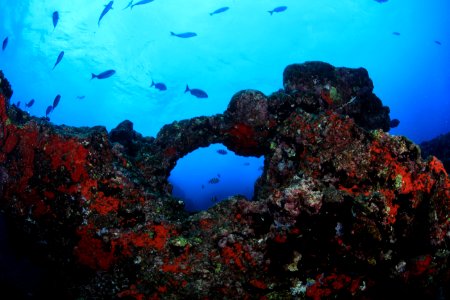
left=421, top=132, right=450, bottom=172
left=0, top=62, right=449, bottom=299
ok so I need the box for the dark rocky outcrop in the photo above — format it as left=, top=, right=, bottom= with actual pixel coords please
left=0, top=62, right=449, bottom=299
left=421, top=132, right=450, bottom=172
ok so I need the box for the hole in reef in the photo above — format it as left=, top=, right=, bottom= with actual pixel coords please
left=168, top=143, right=264, bottom=212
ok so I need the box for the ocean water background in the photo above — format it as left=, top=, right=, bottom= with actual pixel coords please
left=0, top=0, right=449, bottom=211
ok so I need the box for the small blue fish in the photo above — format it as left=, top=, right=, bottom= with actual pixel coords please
left=390, top=119, right=400, bottom=128
left=170, top=32, right=197, bottom=38
left=435, top=40, right=442, bottom=45
left=131, top=0, right=154, bottom=9
left=76, top=95, right=86, bottom=99
left=374, top=0, right=388, bottom=3
left=52, top=51, right=64, bottom=70
left=52, top=11, right=59, bottom=30
left=52, top=94, right=61, bottom=109
left=25, top=99, right=35, bottom=108
left=123, top=1, right=133, bottom=10
left=185, top=85, right=208, bottom=98
left=2, top=37, right=8, bottom=51
left=45, top=105, right=53, bottom=117
left=210, top=7, right=229, bottom=16
left=217, top=149, right=227, bottom=155
left=98, top=1, right=114, bottom=27
left=268, top=6, right=287, bottom=15
left=392, top=32, right=400, bottom=36
left=91, top=69, right=116, bottom=79
left=151, top=80, right=167, bottom=91
left=208, top=177, right=220, bottom=184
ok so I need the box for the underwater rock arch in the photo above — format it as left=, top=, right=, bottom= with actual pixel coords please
left=1, top=63, right=449, bottom=299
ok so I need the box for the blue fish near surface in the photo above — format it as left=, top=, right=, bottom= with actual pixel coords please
left=52, top=51, right=64, bottom=70
left=123, top=1, right=133, bottom=10
left=185, top=85, right=208, bottom=98
left=131, top=0, right=154, bottom=9
left=170, top=32, right=197, bottom=38
left=268, top=6, right=287, bottom=15
left=374, top=0, right=388, bottom=3
left=52, top=11, right=59, bottom=29
left=91, top=69, right=116, bottom=79
left=2, top=37, right=8, bottom=51
left=98, top=1, right=114, bottom=26
left=151, top=80, right=167, bottom=91
left=210, top=7, right=229, bottom=16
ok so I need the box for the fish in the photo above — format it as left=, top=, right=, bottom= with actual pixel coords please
left=76, top=95, right=86, bottom=99
left=52, top=51, right=64, bottom=70
left=390, top=119, right=400, bottom=128
left=131, top=0, right=154, bottom=9
left=201, top=184, right=205, bottom=189
left=45, top=105, right=53, bottom=117
left=2, top=37, right=8, bottom=51
left=98, top=1, right=114, bottom=27
left=210, top=7, right=229, bottom=16
left=435, top=40, right=442, bottom=45
left=268, top=6, right=287, bottom=15
left=25, top=99, right=35, bottom=108
left=52, top=11, right=59, bottom=30
left=52, top=94, right=61, bottom=109
left=211, top=196, right=218, bottom=202
left=217, top=149, right=227, bottom=155
left=170, top=32, right=197, bottom=38
left=392, top=32, right=400, bottom=36
left=217, top=173, right=221, bottom=178
left=374, top=0, right=388, bottom=2
left=151, top=80, right=167, bottom=91
left=208, top=177, right=220, bottom=184
left=91, top=69, right=116, bottom=79
left=185, top=85, right=208, bottom=98
left=123, top=0, right=133, bottom=10
left=243, top=162, right=250, bottom=166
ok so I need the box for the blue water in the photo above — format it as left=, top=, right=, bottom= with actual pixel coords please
left=1, top=0, right=449, bottom=211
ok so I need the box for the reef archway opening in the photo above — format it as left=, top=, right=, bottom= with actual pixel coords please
left=168, top=143, right=264, bottom=212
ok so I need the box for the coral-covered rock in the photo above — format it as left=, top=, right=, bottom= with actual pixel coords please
left=421, top=132, right=450, bottom=172
left=0, top=63, right=449, bottom=299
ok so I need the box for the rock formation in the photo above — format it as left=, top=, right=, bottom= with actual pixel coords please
left=0, top=62, right=449, bottom=299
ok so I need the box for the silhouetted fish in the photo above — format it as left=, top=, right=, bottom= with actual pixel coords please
left=201, top=184, right=205, bottom=189
left=170, top=32, right=197, bottom=38
left=217, top=173, right=221, bottom=178
left=52, top=95, right=61, bottom=109
left=2, top=37, right=8, bottom=51
left=208, top=177, right=220, bottom=184
left=131, top=0, right=154, bottom=9
left=268, top=6, right=287, bottom=15
left=392, top=32, right=400, bottom=36
left=123, top=0, right=133, bottom=10
left=45, top=105, right=53, bottom=117
left=98, top=1, right=114, bottom=26
left=76, top=95, right=85, bottom=99
left=91, top=69, right=116, bottom=79
left=390, top=119, right=400, bottom=128
left=25, top=99, right=35, bottom=108
left=435, top=40, right=442, bottom=45
left=151, top=80, right=167, bottom=91
left=374, top=0, right=388, bottom=2
left=243, top=162, right=250, bottom=166
left=217, top=149, right=227, bottom=155
left=52, top=11, right=59, bottom=30
left=52, top=51, right=64, bottom=70
left=210, top=7, right=229, bottom=16
left=185, top=85, right=208, bottom=98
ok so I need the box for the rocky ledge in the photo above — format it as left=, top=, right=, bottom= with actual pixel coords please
left=0, top=62, right=449, bottom=299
